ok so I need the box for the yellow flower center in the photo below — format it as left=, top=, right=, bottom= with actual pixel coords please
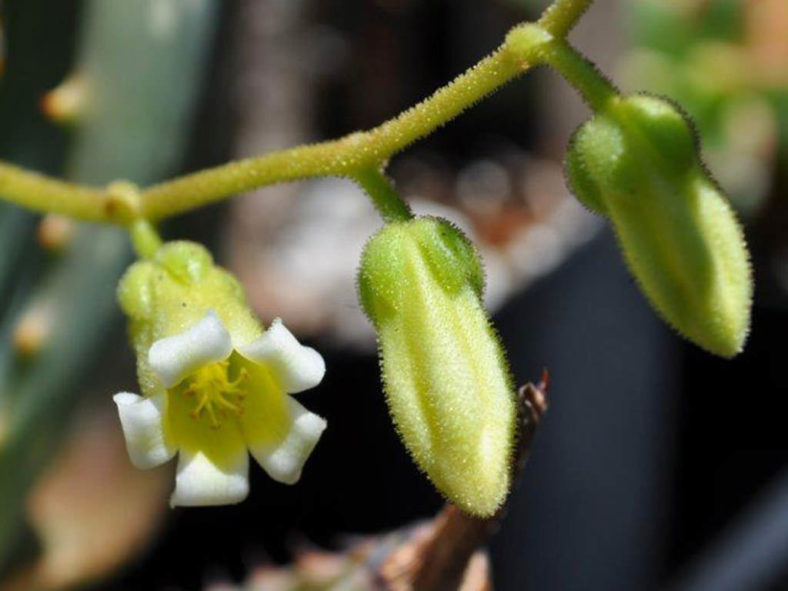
left=182, top=360, right=248, bottom=429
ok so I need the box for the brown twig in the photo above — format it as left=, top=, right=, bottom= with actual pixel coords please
left=379, top=373, right=550, bottom=591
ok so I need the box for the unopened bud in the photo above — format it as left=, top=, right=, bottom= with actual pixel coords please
left=358, top=217, right=516, bottom=516
left=566, top=94, right=752, bottom=357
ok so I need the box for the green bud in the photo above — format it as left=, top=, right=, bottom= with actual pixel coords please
left=117, top=241, right=261, bottom=396
left=358, top=217, right=516, bottom=516
left=566, top=94, right=752, bottom=357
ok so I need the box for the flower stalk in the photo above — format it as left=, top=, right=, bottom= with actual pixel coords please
left=129, top=219, right=163, bottom=260
left=537, top=0, right=593, bottom=38
left=0, top=0, right=593, bottom=225
left=539, top=40, right=618, bottom=112
left=353, top=169, right=413, bottom=223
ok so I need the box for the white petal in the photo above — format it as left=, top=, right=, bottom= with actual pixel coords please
left=113, top=392, right=176, bottom=469
left=170, top=448, right=249, bottom=507
left=148, top=310, right=233, bottom=388
left=248, top=397, right=327, bottom=485
left=237, top=318, right=325, bottom=394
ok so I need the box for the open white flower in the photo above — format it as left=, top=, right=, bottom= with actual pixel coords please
left=114, top=310, right=327, bottom=507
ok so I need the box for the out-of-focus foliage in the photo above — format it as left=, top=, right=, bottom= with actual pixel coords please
left=0, top=0, right=216, bottom=586
left=618, top=0, right=788, bottom=216
left=1, top=407, right=169, bottom=591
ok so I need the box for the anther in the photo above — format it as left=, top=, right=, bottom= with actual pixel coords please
left=181, top=361, right=249, bottom=428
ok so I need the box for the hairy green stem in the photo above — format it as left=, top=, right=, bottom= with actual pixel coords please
left=130, top=219, right=163, bottom=259
left=541, top=41, right=618, bottom=112
left=138, top=44, right=525, bottom=222
left=537, top=0, right=592, bottom=38
left=0, top=0, right=597, bottom=224
left=0, top=162, right=117, bottom=223
left=354, top=168, right=413, bottom=223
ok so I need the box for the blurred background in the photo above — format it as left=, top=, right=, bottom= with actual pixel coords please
left=0, top=0, right=787, bottom=589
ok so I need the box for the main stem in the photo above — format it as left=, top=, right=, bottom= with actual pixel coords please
left=138, top=45, right=525, bottom=222
left=0, top=162, right=116, bottom=223
left=0, top=0, right=596, bottom=225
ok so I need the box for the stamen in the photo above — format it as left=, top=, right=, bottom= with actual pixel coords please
left=180, top=360, right=248, bottom=428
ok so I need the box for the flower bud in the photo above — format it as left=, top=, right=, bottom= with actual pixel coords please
left=358, top=217, right=516, bottom=516
left=566, top=94, right=752, bottom=357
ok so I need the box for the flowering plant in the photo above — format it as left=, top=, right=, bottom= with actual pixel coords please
left=0, top=0, right=757, bottom=586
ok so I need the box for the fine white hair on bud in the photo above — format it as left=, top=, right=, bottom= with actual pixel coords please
left=566, top=94, right=752, bottom=358
left=358, top=217, right=516, bottom=517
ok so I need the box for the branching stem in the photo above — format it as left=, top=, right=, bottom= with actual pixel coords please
left=537, top=0, right=593, bottom=38
left=0, top=0, right=599, bottom=225
left=0, top=162, right=117, bottom=223
left=137, top=44, right=524, bottom=222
